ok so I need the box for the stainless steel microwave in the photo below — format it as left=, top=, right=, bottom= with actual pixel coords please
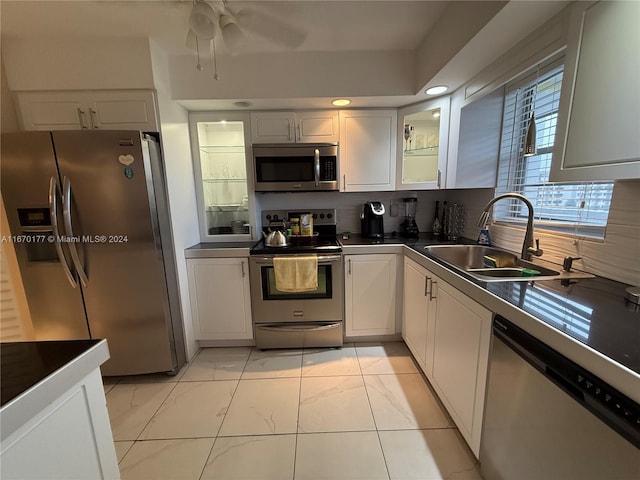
left=253, top=143, right=339, bottom=192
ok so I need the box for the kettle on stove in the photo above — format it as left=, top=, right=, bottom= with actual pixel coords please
left=262, top=229, right=289, bottom=247
left=361, top=201, right=385, bottom=239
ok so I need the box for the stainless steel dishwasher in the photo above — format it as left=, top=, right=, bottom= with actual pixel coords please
left=480, top=316, right=640, bottom=480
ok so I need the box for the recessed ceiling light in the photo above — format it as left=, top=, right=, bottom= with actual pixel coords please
left=432, top=110, right=441, bottom=118
left=425, top=86, right=448, bottom=96
left=233, top=101, right=252, bottom=108
left=331, top=98, right=351, bottom=106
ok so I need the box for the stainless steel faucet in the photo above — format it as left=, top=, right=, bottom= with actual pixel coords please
left=477, top=193, right=543, bottom=261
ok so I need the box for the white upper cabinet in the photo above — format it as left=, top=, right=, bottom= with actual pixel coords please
left=251, top=112, right=295, bottom=143
left=297, top=111, right=340, bottom=143
left=446, top=89, right=503, bottom=189
left=250, top=111, right=339, bottom=144
left=551, top=1, right=640, bottom=181
left=396, top=97, right=450, bottom=190
left=340, top=109, right=397, bottom=192
left=16, top=90, right=158, bottom=132
left=189, top=112, right=256, bottom=242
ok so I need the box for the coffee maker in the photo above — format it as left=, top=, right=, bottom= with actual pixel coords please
left=361, top=201, right=385, bottom=238
left=399, top=197, right=419, bottom=238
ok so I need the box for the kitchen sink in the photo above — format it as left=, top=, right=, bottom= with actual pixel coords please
left=423, top=245, right=592, bottom=282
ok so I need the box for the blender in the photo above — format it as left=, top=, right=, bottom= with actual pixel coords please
left=400, top=198, right=419, bottom=238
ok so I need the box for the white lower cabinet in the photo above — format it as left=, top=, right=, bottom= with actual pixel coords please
left=345, top=254, right=397, bottom=337
left=402, top=257, right=436, bottom=373
left=0, top=369, right=119, bottom=480
left=402, top=256, right=492, bottom=458
left=187, top=257, right=253, bottom=340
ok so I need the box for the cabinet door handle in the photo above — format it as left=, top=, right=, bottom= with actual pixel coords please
left=437, top=169, right=441, bottom=188
left=343, top=174, right=346, bottom=190
left=348, top=258, right=352, bottom=275
left=241, top=261, right=246, bottom=278
left=429, top=281, right=437, bottom=301
left=298, top=121, right=302, bottom=142
left=424, top=276, right=431, bottom=297
left=89, top=108, right=99, bottom=129
left=77, top=108, right=88, bottom=129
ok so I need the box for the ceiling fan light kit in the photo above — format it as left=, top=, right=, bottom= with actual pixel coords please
left=219, top=14, right=245, bottom=54
left=186, top=0, right=308, bottom=76
left=189, top=1, right=218, bottom=39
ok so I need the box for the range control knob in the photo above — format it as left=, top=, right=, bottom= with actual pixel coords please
left=327, top=213, right=333, bottom=219
left=266, top=215, right=272, bottom=220
left=320, top=213, right=325, bottom=219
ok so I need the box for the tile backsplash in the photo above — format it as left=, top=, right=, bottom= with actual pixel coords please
left=256, top=181, right=639, bottom=286
left=449, top=181, right=640, bottom=286
left=255, top=190, right=451, bottom=235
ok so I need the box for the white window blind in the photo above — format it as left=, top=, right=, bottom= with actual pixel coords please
left=495, top=62, right=614, bottom=237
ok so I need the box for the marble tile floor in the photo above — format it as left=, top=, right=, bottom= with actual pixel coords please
left=103, top=342, right=483, bottom=480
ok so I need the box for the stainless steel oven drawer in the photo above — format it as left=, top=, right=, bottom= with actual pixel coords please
left=254, top=322, right=343, bottom=349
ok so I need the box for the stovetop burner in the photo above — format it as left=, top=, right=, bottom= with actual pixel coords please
left=251, top=238, right=342, bottom=255
left=250, top=208, right=341, bottom=256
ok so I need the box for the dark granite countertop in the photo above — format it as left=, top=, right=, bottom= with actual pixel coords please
left=339, top=232, right=475, bottom=247
left=484, top=278, right=640, bottom=374
left=407, top=244, right=640, bottom=375
left=186, top=241, right=259, bottom=250
left=1, top=339, right=102, bottom=407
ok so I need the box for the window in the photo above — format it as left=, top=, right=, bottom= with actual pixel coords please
left=494, top=60, right=614, bottom=237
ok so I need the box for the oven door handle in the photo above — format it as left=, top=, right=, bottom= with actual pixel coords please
left=252, top=254, right=342, bottom=265
left=256, top=323, right=341, bottom=333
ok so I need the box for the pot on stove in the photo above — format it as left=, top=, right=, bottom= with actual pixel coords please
left=262, top=229, right=289, bottom=247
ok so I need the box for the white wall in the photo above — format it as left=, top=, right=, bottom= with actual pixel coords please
left=149, top=40, right=200, bottom=361
left=2, top=37, right=154, bottom=91
left=416, top=1, right=506, bottom=91
left=169, top=50, right=416, bottom=101
left=1, top=61, right=19, bottom=132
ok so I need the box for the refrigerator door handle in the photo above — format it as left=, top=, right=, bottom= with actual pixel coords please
left=49, top=177, right=78, bottom=288
left=62, top=177, right=89, bottom=288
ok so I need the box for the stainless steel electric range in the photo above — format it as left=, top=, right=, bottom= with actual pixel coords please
left=249, top=209, right=343, bottom=349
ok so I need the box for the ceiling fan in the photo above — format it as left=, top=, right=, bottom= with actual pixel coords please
left=186, top=0, right=307, bottom=78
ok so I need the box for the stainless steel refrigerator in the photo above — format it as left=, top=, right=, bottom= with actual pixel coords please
left=1, top=131, right=186, bottom=376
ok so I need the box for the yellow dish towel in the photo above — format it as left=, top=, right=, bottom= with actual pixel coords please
left=273, top=255, right=318, bottom=292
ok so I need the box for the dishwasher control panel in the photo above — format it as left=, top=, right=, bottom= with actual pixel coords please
left=576, top=371, right=640, bottom=434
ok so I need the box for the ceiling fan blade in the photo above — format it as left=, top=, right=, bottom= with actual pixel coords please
left=240, top=10, right=307, bottom=49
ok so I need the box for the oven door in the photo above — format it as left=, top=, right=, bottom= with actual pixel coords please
left=249, top=254, right=344, bottom=323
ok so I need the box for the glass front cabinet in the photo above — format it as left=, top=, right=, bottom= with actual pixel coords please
left=396, top=96, right=450, bottom=190
left=189, top=112, right=257, bottom=241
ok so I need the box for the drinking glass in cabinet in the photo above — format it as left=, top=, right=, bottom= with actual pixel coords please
left=196, top=120, right=250, bottom=235
left=401, top=108, right=440, bottom=184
